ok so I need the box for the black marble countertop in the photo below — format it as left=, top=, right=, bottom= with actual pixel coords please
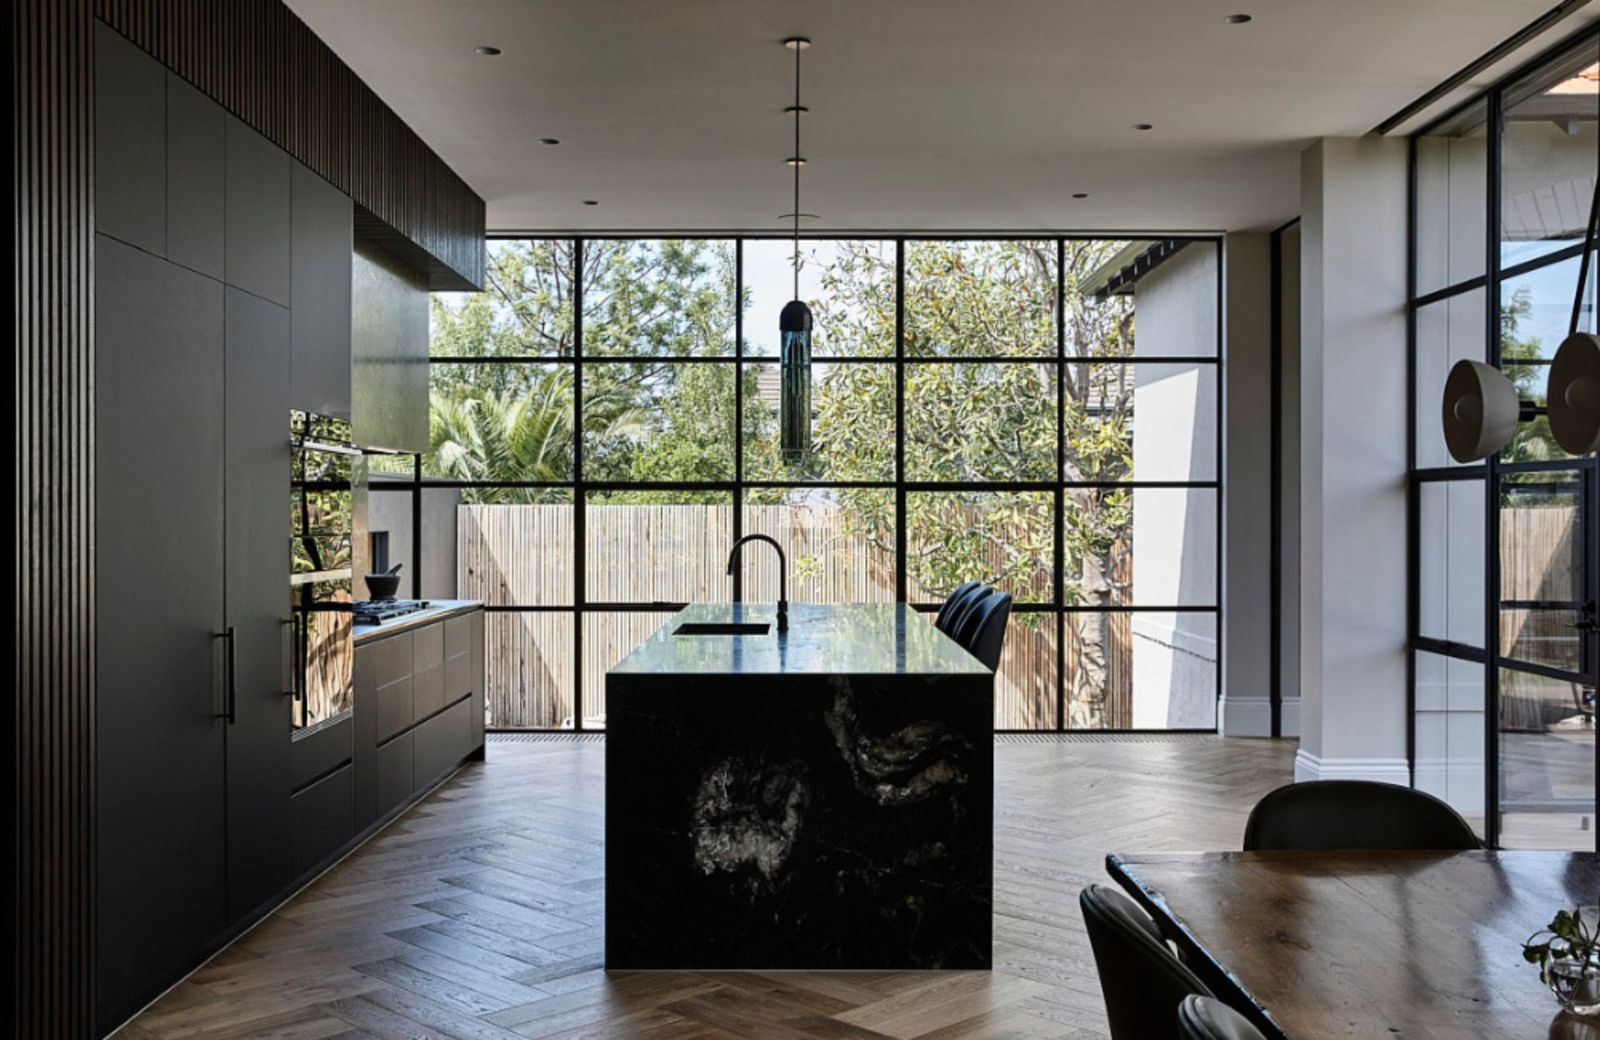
left=352, top=599, right=481, bottom=644
left=610, top=602, right=988, bottom=677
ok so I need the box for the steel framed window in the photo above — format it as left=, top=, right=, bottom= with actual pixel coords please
left=371, top=234, right=1225, bottom=732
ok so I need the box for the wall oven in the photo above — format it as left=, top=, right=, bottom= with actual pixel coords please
left=290, top=411, right=359, bottom=730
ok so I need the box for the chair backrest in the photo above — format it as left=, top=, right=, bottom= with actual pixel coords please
left=1242, top=780, right=1480, bottom=851
left=942, top=584, right=991, bottom=641
left=1080, top=885, right=1213, bottom=1040
left=935, top=581, right=986, bottom=634
left=1177, top=995, right=1266, bottom=1040
left=961, top=591, right=1011, bottom=671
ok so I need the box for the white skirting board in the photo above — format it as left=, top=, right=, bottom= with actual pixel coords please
left=1294, top=750, right=1410, bottom=785
left=1218, top=695, right=1300, bottom=738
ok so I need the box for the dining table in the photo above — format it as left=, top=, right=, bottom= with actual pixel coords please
left=1107, top=849, right=1599, bottom=1039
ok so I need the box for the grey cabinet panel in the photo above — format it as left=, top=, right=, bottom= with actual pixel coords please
left=95, top=24, right=165, bottom=253
left=352, top=643, right=379, bottom=829
left=166, top=74, right=226, bottom=278
left=224, top=287, right=295, bottom=922
left=413, top=624, right=445, bottom=721
left=95, top=235, right=226, bottom=1023
left=351, top=240, right=429, bottom=451
left=291, top=765, right=354, bottom=877
left=291, top=166, right=353, bottom=417
left=469, top=611, right=486, bottom=751
left=376, top=675, right=415, bottom=744
left=444, top=613, right=473, bottom=703
left=375, top=732, right=415, bottom=818
left=224, top=116, right=291, bottom=305
left=414, top=698, right=472, bottom=786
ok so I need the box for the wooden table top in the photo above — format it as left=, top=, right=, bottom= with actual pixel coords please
left=1107, top=850, right=1599, bottom=1040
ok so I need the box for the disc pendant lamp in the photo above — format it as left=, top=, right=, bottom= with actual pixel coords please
left=1442, top=183, right=1600, bottom=461
left=780, top=36, right=813, bottom=465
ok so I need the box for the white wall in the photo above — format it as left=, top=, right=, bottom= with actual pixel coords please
left=1219, top=233, right=1273, bottom=738
left=1295, top=137, right=1411, bottom=784
left=1129, top=243, right=1220, bottom=729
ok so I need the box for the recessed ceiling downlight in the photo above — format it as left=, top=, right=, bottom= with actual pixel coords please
left=1225, top=14, right=1253, bottom=24
left=583, top=199, right=599, bottom=206
left=1072, top=192, right=1089, bottom=199
left=540, top=138, right=560, bottom=146
left=475, top=45, right=502, bottom=56
left=1134, top=123, right=1154, bottom=131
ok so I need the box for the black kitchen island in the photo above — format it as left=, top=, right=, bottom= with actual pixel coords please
left=605, top=602, right=993, bottom=970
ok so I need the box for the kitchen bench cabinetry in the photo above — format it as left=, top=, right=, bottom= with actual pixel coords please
left=353, top=605, right=485, bottom=831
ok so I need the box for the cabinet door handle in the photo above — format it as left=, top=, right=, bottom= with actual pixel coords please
left=281, top=618, right=297, bottom=696
left=215, top=626, right=237, bottom=725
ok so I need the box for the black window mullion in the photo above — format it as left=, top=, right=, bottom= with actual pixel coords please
left=733, top=239, right=744, bottom=603
left=1055, top=239, right=1067, bottom=732
left=894, top=239, right=907, bottom=604
left=573, top=238, right=586, bottom=731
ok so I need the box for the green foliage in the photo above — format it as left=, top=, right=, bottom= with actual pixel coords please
left=427, top=237, right=1141, bottom=603
left=1523, top=906, right=1600, bottom=985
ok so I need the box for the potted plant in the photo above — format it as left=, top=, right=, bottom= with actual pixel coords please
left=1524, top=906, right=1600, bottom=1016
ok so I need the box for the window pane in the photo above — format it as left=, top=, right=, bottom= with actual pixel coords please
left=905, top=240, right=1056, bottom=357
left=1074, top=240, right=1219, bottom=358
left=1414, top=289, right=1485, bottom=469
left=1064, top=487, right=1216, bottom=608
left=1415, top=102, right=1488, bottom=295
left=742, top=239, right=895, bottom=357
left=1065, top=611, right=1216, bottom=730
left=743, top=362, right=895, bottom=482
left=456, top=498, right=574, bottom=606
left=1413, top=651, right=1486, bottom=833
left=995, top=611, right=1058, bottom=730
left=485, top=611, right=574, bottom=729
left=1500, top=38, right=1598, bottom=268
left=582, top=362, right=734, bottom=482
left=1498, top=666, right=1595, bottom=850
left=1499, top=474, right=1586, bottom=672
left=905, top=362, right=1057, bottom=481
left=584, top=492, right=733, bottom=603
left=906, top=491, right=1053, bottom=603
left=1500, top=255, right=1596, bottom=463
left=1064, top=362, right=1217, bottom=482
left=741, top=488, right=896, bottom=603
left=425, top=362, right=574, bottom=483
left=583, top=611, right=673, bottom=729
left=432, top=239, right=575, bottom=357
left=584, top=239, right=735, bottom=356
left=1417, top=480, right=1485, bottom=647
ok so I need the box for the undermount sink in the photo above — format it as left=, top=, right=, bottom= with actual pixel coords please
left=674, top=621, right=771, bottom=636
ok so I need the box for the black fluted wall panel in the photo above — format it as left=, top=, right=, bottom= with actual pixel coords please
left=14, top=1, right=99, bottom=1036
left=15, top=0, right=482, bottom=1032
left=95, top=0, right=484, bottom=289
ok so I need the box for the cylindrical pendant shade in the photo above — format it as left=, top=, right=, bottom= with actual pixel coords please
left=780, top=300, right=813, bottom=464
left=1547, top=331, right=1600, bottom=455
left=1442, top=359, right=1521, bottom=463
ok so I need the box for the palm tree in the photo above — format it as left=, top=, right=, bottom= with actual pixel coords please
left=428, top=368, right=645, bottom=503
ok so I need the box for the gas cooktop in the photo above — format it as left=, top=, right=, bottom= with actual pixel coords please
left=351, top=599, right=432, bottom=625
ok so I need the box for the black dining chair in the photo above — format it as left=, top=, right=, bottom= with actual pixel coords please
left=1242, top=780, right=1480, bottom=851
left=1080, top=884, right=1214, bottom=1040
left=1177, top=995, right=1266, bottom=1040
left=934, top=581, right=987, bottom=634
left=942, top=584, right=991, bottom=641
left=959, top=590, right=1011, bottom=671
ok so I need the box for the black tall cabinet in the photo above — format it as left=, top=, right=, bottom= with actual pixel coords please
left=92, top=24, right=352, bottom=1031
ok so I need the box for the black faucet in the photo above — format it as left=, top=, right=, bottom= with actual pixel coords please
left=726, top=534, right=787, bottom=632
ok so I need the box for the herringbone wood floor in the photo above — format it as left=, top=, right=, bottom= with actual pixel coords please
left=119, top=734, right=1295, bottom=1039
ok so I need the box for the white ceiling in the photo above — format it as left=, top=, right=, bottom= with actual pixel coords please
left=287, top=0, right=1598, bottom=233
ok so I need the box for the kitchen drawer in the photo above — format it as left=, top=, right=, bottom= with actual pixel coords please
left=371, top=631, right=413, bottom=687
left=290, top=714, right=352, bottom=791
left=444, top=613, right=475, bottom=702
left=291, top=764, right=353, bottom=876
left=374, top=731, right=414, bottom=819
left=412, top=622, right=446, bottom=721
left=414, top=697, right=471, bottom=786
left=374, top=673, right=413, bottom=744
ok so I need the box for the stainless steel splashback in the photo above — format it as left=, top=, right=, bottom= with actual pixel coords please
left=351, top=238, right=429, bottom=453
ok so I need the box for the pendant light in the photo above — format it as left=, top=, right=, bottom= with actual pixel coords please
left=1442, top=182, right=1600, bottom=461
left=780, top=36, right=813, bottom=465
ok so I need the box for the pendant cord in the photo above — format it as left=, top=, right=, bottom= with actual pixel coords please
left=1569, top=179, right=1599, bottom=338
left=792, top=40, right=802, bottom=299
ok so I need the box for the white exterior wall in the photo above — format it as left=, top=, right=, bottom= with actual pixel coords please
left=1129, top=243, right=1220, bottom=729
